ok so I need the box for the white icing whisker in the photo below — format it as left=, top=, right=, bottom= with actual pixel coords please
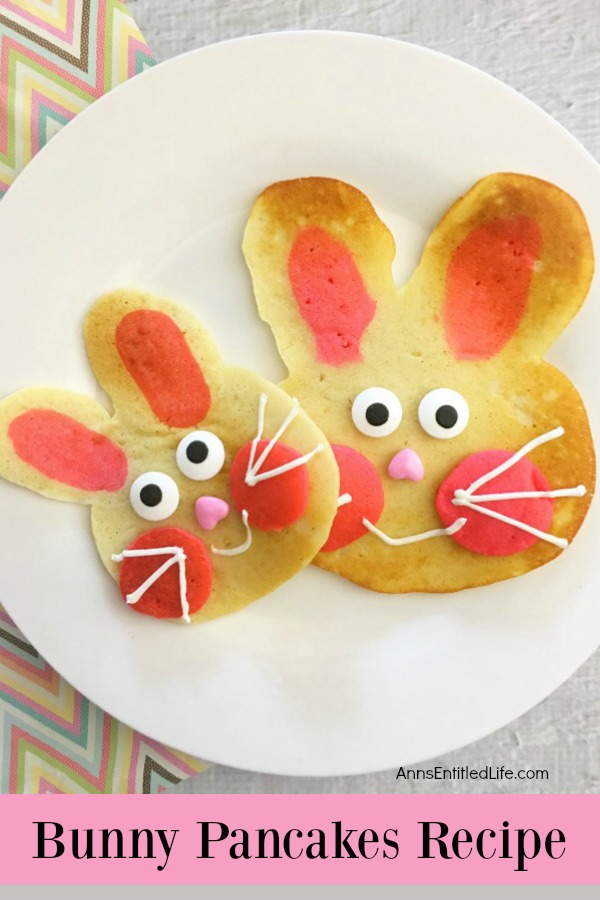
left=248, top=392, right=268, bottom=474
left=212, top=509, right=252, bottom=557
left=464, top=426, right=565, bottom=497
left=337, top=493, right=352, bottom=508
left=244, top=393, right=324, bottom=486
left=111, top=546, right=190, bottom=623
left=248, top=444, right=324, bottom=485
left=112, top=546, right=187, bottom=562
left=363, top=516, right=467, bottom=547
left=124, top=555, right=179, bottom=604
left=455, top=485, right=586, bottom=503
left=178, top=554, right=190, bottom=623
left=248, top=397, right=300, bottom=479
left=452, top=497, right=568, bottom=549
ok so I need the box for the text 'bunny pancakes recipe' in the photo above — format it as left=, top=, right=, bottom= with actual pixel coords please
left=244, top=174, right=596, bottom=593
left=0, top=290, right=339, bottom=623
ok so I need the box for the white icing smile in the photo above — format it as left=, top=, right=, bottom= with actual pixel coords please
left=211, top=509, right=253, bottom=557
left=363, top=516, right=467, bottom=546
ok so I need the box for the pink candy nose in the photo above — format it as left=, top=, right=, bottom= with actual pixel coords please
left=388, top=448, right=425, bottom=482
left=195, top=496, right=229, bottom=531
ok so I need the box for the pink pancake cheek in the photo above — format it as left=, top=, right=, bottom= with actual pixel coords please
left=321, top=444, right=384, bottom=552
left=288, top=226, right=376, bottom=366
left=436, top=450, right=554, bottom=556
left=9, top=409, right=127, bottom=491
left=118, top=528, right=212, bottom=619
left=229, top=441, right=309, bottom=532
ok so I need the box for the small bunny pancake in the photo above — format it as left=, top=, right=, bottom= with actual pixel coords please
left=243, top=175, right=596, bottom=592
left=0, top=290, right=339, bottom=622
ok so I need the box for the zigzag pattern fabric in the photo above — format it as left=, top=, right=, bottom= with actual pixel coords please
left=0, top=0, right=208, bottom=792
left=0, top=0, right=154, bottom=195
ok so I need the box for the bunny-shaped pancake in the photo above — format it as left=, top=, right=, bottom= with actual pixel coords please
left=243, top=174, right=596, bottom=592
left=0, top=290, right=338, bottom=622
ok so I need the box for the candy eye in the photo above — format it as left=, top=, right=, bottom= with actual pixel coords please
left=418, top=388, right=470, bottom=439
left=176, top=430, right=225, bottom=481
left=351, top=387, right=402, bottom=438
left=130, top=472, right=180, bottom=521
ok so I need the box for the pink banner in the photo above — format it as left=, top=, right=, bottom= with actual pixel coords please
left=0, top=793, right=596, bottom=884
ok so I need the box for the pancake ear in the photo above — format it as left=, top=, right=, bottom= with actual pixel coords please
left=287, top=225, right=376, bottom=366
left=85, top=290, right=223, bottom=429
left=243, top=177, right=397, bottom=373
left=444, top=215, right=542, bottom=359
left=114, top=308, right=211, bottom=427
left=415, top=173, right=594, bottom=360
left=0, top=388, right=127, bottom=504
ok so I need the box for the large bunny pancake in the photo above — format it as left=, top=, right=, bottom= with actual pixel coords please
left=0, top=290, right=339, bottom=622
left=243, top=174, right=596, bottom=592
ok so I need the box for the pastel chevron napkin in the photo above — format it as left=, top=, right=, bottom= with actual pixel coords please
left=0, top=0, right=154, bottom=195
left=0, top=0, right=208, bottom=792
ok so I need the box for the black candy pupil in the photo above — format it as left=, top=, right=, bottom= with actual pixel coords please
left=140, top=484, right=163, bottom=507
left=365, top=402, right=389, bottom=427
left=186, top=440, right=209, bottom=464
left=435, top=405, right=459, bottom=429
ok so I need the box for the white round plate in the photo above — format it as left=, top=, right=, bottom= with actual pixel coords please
left=1, top=32, right=599, bottom=777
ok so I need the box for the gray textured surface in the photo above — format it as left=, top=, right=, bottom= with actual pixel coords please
left=128, top=0, right=600, bottom=793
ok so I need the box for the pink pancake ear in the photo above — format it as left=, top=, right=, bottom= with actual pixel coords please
left=288, top=226, right=376, bottom=365
left=116, top=310, right=211, bottom=427
left=9, top=409, right=127, bottom=492
left=444, top=216, right=542, bottom=360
